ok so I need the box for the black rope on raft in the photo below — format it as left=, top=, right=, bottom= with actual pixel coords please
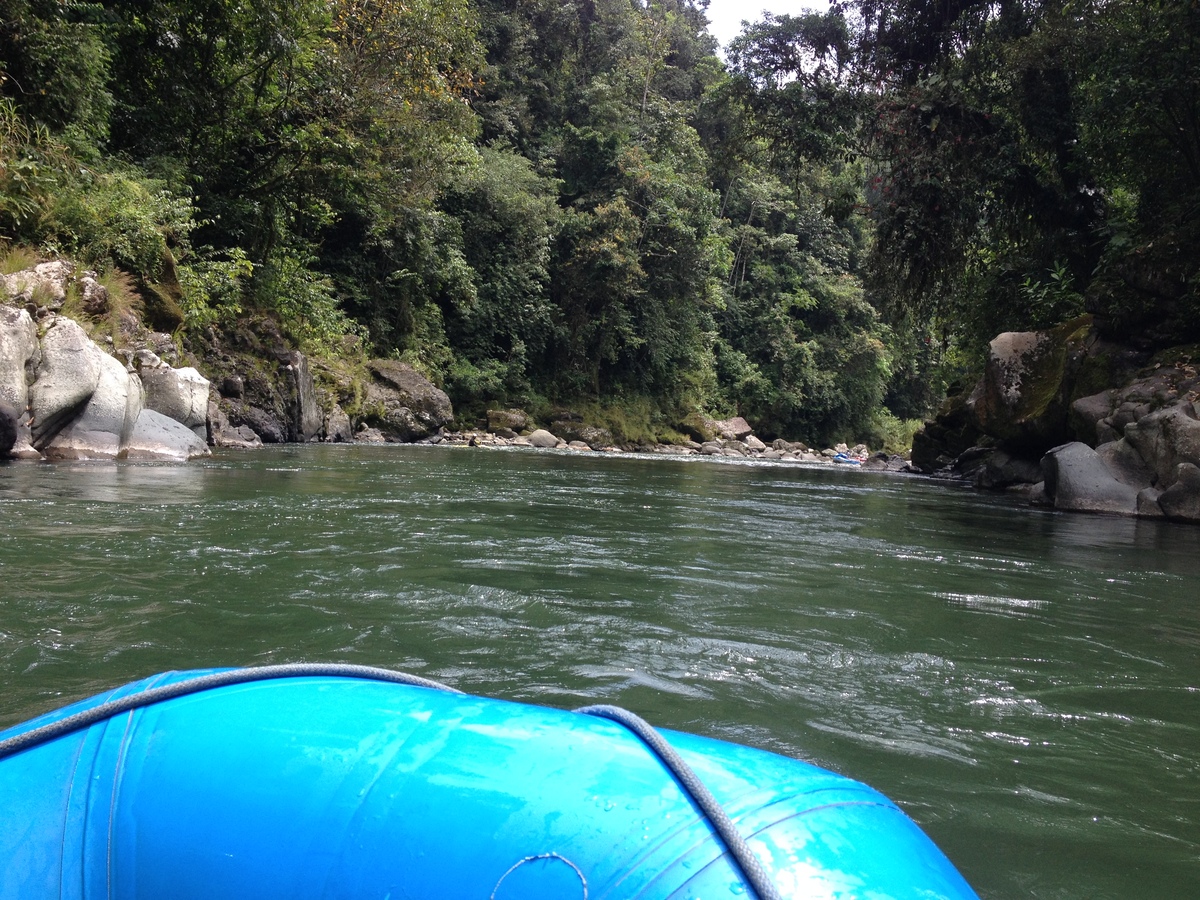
left=576, top=704, right=784, bottom=900
left=0, top=663, right=460, bottom=760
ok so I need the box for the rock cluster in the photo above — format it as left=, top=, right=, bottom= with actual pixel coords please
left=2, top=263, right=211, bottom=462
left=912, top=315, right=1200, bottom=523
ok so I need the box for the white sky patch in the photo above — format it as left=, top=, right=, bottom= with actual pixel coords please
left=703, top=0, right=833, bottom=52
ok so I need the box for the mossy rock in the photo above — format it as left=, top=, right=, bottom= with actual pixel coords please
left=972, top=315, right=1093, bottom=453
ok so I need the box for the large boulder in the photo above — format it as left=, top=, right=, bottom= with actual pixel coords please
left=139, top=362, right=211, bottom=440
left=678, top=412, right=720, bottom=443
left=28, top=316, right=105, bottom=448
left=550, top=420, right=614, bottom=450
left=527, top=428, right=559, bottom=448
left=487, top=408, right=531, bottom=434
left=1157, top=463, right=1200, bottom=523
left=42, top=351, right=143, bottom=460
left=970, top=317, right=1093, bottom=453
left=1122, top=404, right=1200, bottom=487
left=364, top=361, right=453, bottom=442
left=124, top=408, right=211, bottom=461
left=716, top=416, right=754, bottom=440
left=1041, top=441, right=1139, bottom=515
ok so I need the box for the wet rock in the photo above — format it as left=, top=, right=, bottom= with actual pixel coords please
left=1137, top=487, right=1165, bottom=518
left=364, top=360, right=453, bottom=442
left=1095, top=439, right=1155, bottom=489
left=1157, top=463, right=1200, bottom=523
left=974, top=449, right=1046, bottom=490
left=1041, top=441, right=1138, bottom=515
left=744, top=434, right=767, bottom=452
left=208, top=402, right=263, bottom=449
left=125, top=409, right=210, bottom=461
left=225, top=403, right=288, bottom=444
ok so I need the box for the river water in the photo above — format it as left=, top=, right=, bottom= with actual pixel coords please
left=1, top=445, right=1198, bottom=898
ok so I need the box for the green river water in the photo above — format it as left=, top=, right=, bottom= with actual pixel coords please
left=2, top=445, right=1198, bottom=898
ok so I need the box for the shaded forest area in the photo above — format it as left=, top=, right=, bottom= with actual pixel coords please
left=2, top=0, right=1197, bottom=447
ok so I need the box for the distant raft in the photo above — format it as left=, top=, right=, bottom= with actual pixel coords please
left=0, top=665, right=979, bottom=899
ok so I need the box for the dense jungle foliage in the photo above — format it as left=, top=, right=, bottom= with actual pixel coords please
left=2, top=0, right=1197, bottom=446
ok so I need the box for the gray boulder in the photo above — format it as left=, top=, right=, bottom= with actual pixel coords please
left=1041, top=441, right=1138, bottom=515
left=208, top=402, right=264, bottom=449
left=716, top=416, right=753, bottom=440
left=974, top=449, right=1043, bottom=490
left=551, top=421, right=613, bottom=450
left=488, top=408, right=531, bottom=434
left=325, top=405, right=353, bottom=443
left=1157, top=463, right=1200, bottom=523
left=43, top=351, right=142, bottom=460
left=125, top=409, right=211, bottom=461
left=1123, top=405, right=1200, bottom=486
left=140, top=364, right=211, bottom=440
left=29, top=316, right=105, bottom=448
left=744, top=434, right=767, bottom=452
left=527, top=429, right=559, bottom=448
left=365, top=360, right=453, bottom=442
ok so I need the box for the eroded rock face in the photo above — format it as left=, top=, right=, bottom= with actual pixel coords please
left=1042, top=441, right=1139, bottom=516
left=29, top=316, right=105, bottom=449
left=364, top=360, right=453, bottom=442
left=43, top=350, right=142, bottom=460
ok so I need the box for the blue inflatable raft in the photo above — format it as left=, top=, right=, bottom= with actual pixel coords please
left=0, top=664, right=978, bottom=899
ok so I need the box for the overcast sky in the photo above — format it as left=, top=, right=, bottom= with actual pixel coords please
left=703, top=0, right=831, bottom=50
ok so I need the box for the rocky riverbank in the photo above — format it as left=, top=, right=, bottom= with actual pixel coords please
left=2, top=260, right=909, bottom=471
left=911, top=316, right=1200, bottom=524
left=6, top=260, right=1197, bottom=524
